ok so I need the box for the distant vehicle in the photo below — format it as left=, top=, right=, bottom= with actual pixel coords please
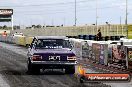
left=27, top=36, right=77, bottom=74
left=12, top=32, right=24, bottom=37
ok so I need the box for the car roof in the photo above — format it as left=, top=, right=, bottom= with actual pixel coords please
left=34, top=36, right=68, bottom=40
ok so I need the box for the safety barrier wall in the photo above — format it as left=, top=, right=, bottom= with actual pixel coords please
left=69, top=38, right=132, bottom=70
left=0, top=36, right=14, bottom=43
left=69, top=38, right=84, bottom=60
left=0, top=35, right=34, bottom=46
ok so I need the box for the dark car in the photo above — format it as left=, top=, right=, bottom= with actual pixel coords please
left=27, top=36, right=77, bottom=74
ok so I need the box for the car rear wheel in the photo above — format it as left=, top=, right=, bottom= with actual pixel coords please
left=65, top=65, right=75, bottom=74
left=27, top=60, right=40, bottom=74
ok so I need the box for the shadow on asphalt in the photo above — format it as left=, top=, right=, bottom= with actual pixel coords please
left=0, top=70, right=26, bottom=75
left=26, top=70, right=66, bottom=75
left=42, top=70, right=65, bottom=75
left=0, top=69, right=67, bottom=75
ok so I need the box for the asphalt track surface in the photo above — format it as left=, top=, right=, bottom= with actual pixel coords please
left=0, top=42, right=132, bottom=87
left=0, top=43, right=111, bottom=87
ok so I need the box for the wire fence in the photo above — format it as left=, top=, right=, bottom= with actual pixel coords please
left=11, top=25, right=127, bottom=37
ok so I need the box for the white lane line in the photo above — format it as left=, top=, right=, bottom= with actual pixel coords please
left=0, top=74, right=10, bottom=87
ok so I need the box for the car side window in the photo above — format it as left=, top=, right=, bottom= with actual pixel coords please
left=37, top=40, right=43, bottom=47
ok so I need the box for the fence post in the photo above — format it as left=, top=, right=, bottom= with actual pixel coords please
left=122, top=25, right=124, bottom=35
left=109, top=25, right=111, bottom=36
left=117, top=25, right=118, bottom=36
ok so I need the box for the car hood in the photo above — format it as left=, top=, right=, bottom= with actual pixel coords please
left=33, top=48, right=74, bottom=54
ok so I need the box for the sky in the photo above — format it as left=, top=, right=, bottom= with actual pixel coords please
left=0, top=0, right=132, bottom=26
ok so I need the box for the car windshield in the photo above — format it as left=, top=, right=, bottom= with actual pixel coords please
left=34, top=39, right=71, bottom=49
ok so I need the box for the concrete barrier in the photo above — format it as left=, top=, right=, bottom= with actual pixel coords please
left=25, top=36, right=34, bottom=46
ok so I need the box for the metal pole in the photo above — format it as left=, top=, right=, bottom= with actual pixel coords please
left=125, top=0, right=128, bottom=38
left=120, top=16, right=121, bottom=25
left=11, top=15, right=13, bottom=30
left=30, top=18, right=32, bottom=27
left=96, top=0, right=98, bottom=33
left=75, top=0, right=77, bottom=26
left=63, top=17, right=65, bottom=26
left=52, top=18, right=54, bottom=26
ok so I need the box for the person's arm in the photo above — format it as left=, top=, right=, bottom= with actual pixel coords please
left=97, top=32, right=99, bottom=37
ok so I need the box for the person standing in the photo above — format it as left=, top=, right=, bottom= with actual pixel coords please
left=2, top=31, right=7, bottom=37
left=1, top=31, right=7, bottom=42
left=97, top=29, right=102, bottom=41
